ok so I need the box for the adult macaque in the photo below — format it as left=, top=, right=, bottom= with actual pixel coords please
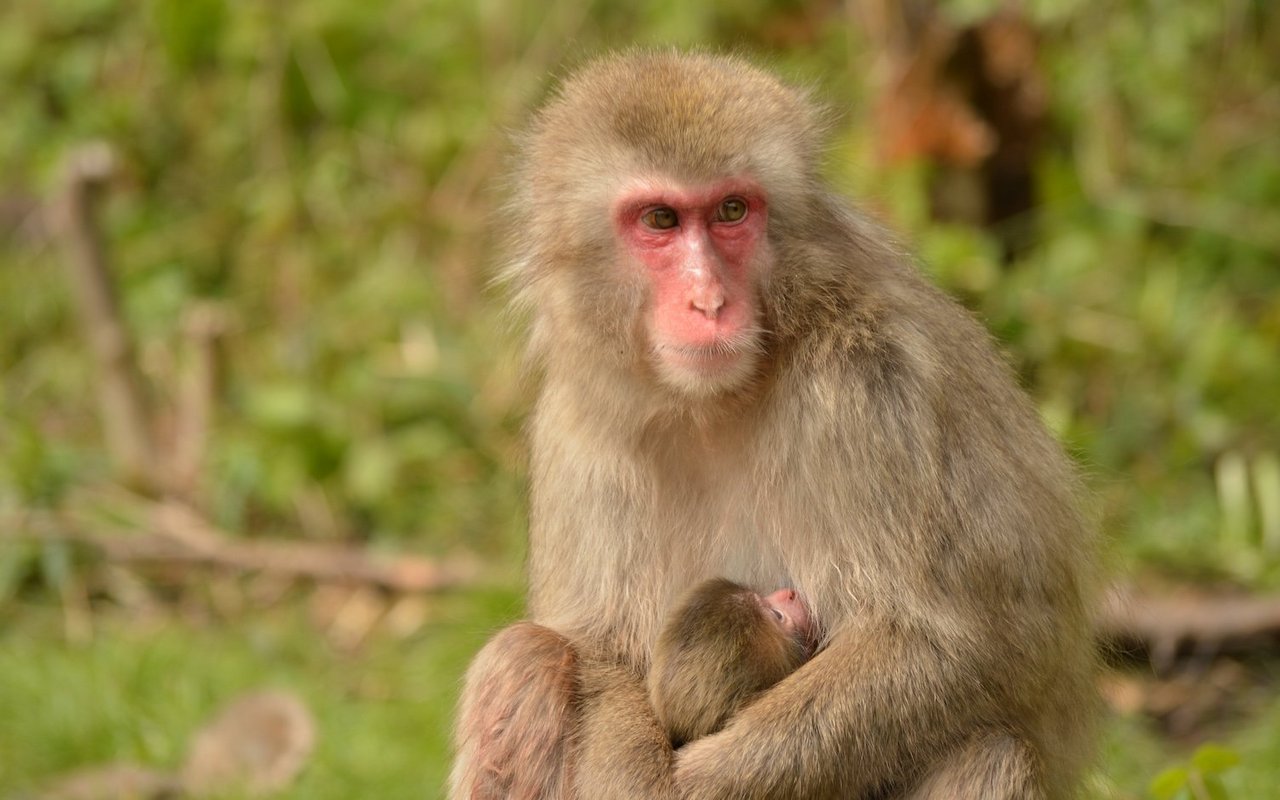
left=649, top=578, right=815, bottom=748
left=452, top=50, right=1095, bottom=799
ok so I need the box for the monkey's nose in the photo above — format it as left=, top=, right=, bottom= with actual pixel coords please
left=691, top=292, right=725, bottom=319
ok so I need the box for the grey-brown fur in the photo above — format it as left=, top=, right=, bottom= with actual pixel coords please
left=452, top=49, right=1096, bottom=799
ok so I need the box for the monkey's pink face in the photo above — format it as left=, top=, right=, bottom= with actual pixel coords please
left=613, top=178, right=768, bottom=395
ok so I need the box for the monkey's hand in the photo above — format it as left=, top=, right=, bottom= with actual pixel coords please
left=672, top=619, right=997, bottom=799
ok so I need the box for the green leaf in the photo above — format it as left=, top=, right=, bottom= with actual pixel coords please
left=1192, top=744, right=1241, bottom=775
left=346, top=439, right=397, bottom=504
left=1201, top=774, right=1229, bottom=800
left=152, top=0, right=226, bottom=70
left=1148, top=767, right=1189, bottom=800
left=245, top=384, right=317, bottom=429
left=37, top=540, right=74, bottom=591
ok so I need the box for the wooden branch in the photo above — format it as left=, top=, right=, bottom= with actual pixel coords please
left=1100, top=583, right=1280, bottom=669
left=170, top=304, right=231, bottom=496
left=8, top=503, right=474, bottom=594
left=156, top=503, right=470, bottom=592
left=50, top=142, right=157, bottom=488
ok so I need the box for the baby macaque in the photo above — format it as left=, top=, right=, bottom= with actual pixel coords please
left=649, top=578, right=815, bottom=748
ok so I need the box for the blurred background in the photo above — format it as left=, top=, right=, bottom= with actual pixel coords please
left=0, top=1, right=1277, bottom=798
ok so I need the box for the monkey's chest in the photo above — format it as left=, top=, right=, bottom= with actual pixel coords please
left=651, top=469, right=792, bottom=587
left=641, top=454, right=852, bottom=639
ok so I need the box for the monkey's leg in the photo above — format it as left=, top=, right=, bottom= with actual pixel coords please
left=450, top=622, right=579, bottom=800
left=904, top=731, right=1044, bottom=800
left=573, top=659, right=678, bottom=800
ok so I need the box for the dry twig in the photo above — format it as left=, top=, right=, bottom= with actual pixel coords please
left=49, top=142, right=157, bottom=488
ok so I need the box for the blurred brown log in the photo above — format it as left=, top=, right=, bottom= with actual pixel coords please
left=1101, top=582, right=1280, bottom=670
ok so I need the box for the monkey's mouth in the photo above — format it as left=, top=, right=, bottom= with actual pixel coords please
left=655, top=343, right=765, bottom=387
left=660, top=344, right=744, bottom=372
left=655, top=328, right=763, bottom=375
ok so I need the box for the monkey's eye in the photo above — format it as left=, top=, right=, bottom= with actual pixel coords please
left=769, top=607, right=785, bottom=623
left=641, top=207, right=679, bottom=230
left=716, top=197, right=748, bottom=223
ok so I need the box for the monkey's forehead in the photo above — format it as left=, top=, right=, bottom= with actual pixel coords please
left=531, top=50, right=823, bottom=188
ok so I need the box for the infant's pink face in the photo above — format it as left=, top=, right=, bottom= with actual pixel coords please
left=759, top=587, right=811, bottom=642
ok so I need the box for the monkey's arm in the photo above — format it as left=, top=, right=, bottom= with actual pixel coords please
left=674, top=617, right=993, bottom=799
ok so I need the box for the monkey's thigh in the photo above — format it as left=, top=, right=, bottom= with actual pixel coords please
left=450, top=622, right=579, bottom=800
left=903, top=730, right=1043, bottom=800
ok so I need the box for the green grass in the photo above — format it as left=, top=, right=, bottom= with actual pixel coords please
left=0, top=585, right=522, bottom=799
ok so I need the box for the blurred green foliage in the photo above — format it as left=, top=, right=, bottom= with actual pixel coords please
left=0, top=0, right=1278, bottom=796
left=0, top=586, right=524, bottom=798
left=2, top=0, right=1275, bottom=575
left=1148, top=743, right=1240, bottom=800
left=0, top=0, right=853, bottom=578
